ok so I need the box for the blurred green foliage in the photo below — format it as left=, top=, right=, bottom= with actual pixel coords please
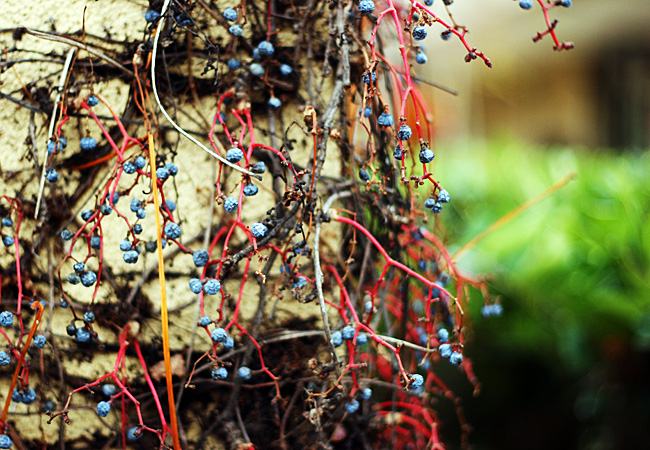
left=438, top=141, right=650, bottom=371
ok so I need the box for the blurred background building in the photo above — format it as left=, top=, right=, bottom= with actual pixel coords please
left=422, top=0, right=650, bottom=150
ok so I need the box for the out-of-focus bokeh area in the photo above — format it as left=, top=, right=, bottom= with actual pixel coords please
left=421, top=1, right=650, bottom=448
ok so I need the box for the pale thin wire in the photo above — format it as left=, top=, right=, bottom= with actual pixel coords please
left=34, top=48, right=76, bottom=219
left=151, top=0, right=261, bottom=180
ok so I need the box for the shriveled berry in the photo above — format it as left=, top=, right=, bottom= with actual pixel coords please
left=199, top=315, right=211, bottom=327
left=166, top=162, right=178, bottom=176
left=412, top=26, right=427, bottom=41
left=211, top=327, right=228, bottom=343
left=81, top=271, right=97, bottom=287
left=204, top=279, right=221, bottom=295
left=251, top=161, right=266, bottom=174
left=393, top=145, right=403, bottom=160
left=431, top=202, right=443, bottom=213
left=189, top=278, right=203, bottom=294
left=410, top=373, right=424, bottom=388
left=0, top=312, right=14, bottom=327
left=358, top=0, right=375, bottom=13
left=193, top=249, right=210, bottom=267
left=127, top=427, right=142, bottom=441
left=331, top=331, right=343, bottom=347
left=419, top=148, right=434, bottom=163
left=378, top=112, right=394, bottom=127
left=244, top=184, right=259, bottom=196
left=211, top=367, right=228, bottom=380
left=35, top=335, right=48, bottom=348
left=397, top=124, right=412, bottom=141
left=0, top=351, right=10, bottom=366
left=145, top=9, right=161, bottom=22
left=224, top=197, right=238, bottom=213
left=437, top=189, right=450, bottom=203
left=229, top=24, right=243, bottom=36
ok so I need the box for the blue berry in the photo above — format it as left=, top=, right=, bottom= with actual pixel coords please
left=223, top=336, right=234, bottom=349
left=133, top=223, right=143, bottom=234
left=67, top=273, right=81, bottom=285
left=130, top=199, right=142, bottom=212
left=416, top=52, right=427, bottom=64
left=425, top=0, right=433, bottom=5
left=279, top=64, right=292, bottom=75
left=481, top=304, right=503, bottom=317
left=61, top=229, right=73, bottom=240
left=97, top=401, right=111, bottom=417
left=361, top=388, right=372, bottom=400
left=364, top=301, right=373, bottom=313
left=189, top=278, right=203, bottom=294
left=244, top=184, right=259, bottom=196
left=84, top=311, right=95, bottom=323
left=238, top=366, right=252, bottom=380
left=81, top=271, right=97, bottom=287
left=424, top=198, right=436, bottom=209
left=250, top=63, right=264, bottom=77
left=90, top=236, right=101, bottom=249
left=229, top=24, right=243, bottom=36
left=193, top=249, right=210, bottom=267
left=331, top=331, right=343, bottom=347
left=345, top=399, right=360, bottom=414
left=120, top=239, right=131, bottom=252
left=127, top=427, right=142, bottom=441
left=226, top=147, right=244, bottom=163
left=251, top=223, right=267, bottom=238
left=292, top=276, right=307, bottom=289
left=356, top=333, right=368, bottom=345
left=45, top=168, right=59, bottom=182
left=438, top=343, right=452, bottom=358
left=0, top=312, right=13, bottom=327
left=211, top=367, right=228, bottom=380
left=358, top=0, right=375, bottom=13
left=342, top=325, right=355, bottom=340
left=223, top=7, right=238, bottom=21
left=211, top=327, right=228, bottom=343
left=80, top=136, right=97, bottom=151
left=224, top=197, right=238, bottom=213
left=419, top=148, right=434, bottom=163
left=412, top=26, right=427, bottom=41
left=66, top=324, right=77, bottom=336
left=123, top=250, right=139, bottom=264
left=76, top=327, right=91, bottom=342
left=450, top=351, right=463, bottom=365
left=519, top=0, right=532, bottom=9
left=11, top=389, right=22, bottom=403
left=81, top=209, right=93, bottom=221
left=410, top=373, right=424, bottom=388
left=397, top=124, right=412, bottom=141
left=443, top=0, right=453, bottom=4
left=204, top=279, right=221, bottom=295
left=136, top=208, right=147, bottom=219
left=362, top=72, right=376, bottom=84
left=560, top=0, right=571, bottom=7
left=251, top=161, right=266, bottom=174
left=228, top=59, right=241, bottom=70
left=145, top=9, right=161, bottom=22
left=164, top=222, right=182, bottom=240
left=165, top=200, right=176, bottom=211
left=47, top=141, right=64, bottom=154
left=21, top=388, right=36, bottom=404
left=102, top=384, right=117, bottom=396
left=156, top=167, right=170, bottom=180
left=2, top=236, right=14, bottom=247
left=268, top=97, right=281, bottom=109
left=0, top=351, right=10, bottom=366
left=100, top=204, right=112, bottom=215
left=438, top=189, right=450, bottom=203
left=358, top=168, right=370, bottom=182
left=393, top=145, right=403, bottom=160
left=431, top=202, right=442, bottom=213
left=1, top=218, right=12, bottom=227
left=166, top=162, right=178, bottom=176
left=87, top=94, right=99, bottom=106
left=436, top=328, right=449, bottom=343
left=134, top=156, right=146, bottom=169
left=60, top=299, right=69, bottom=308
left=378, top=112, right=394, bottom=127
left=257, top=40, right=274, bottom=56
left=199, top=315, right=211, bottom=327
left=363, top=105, right=372, bottom=117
